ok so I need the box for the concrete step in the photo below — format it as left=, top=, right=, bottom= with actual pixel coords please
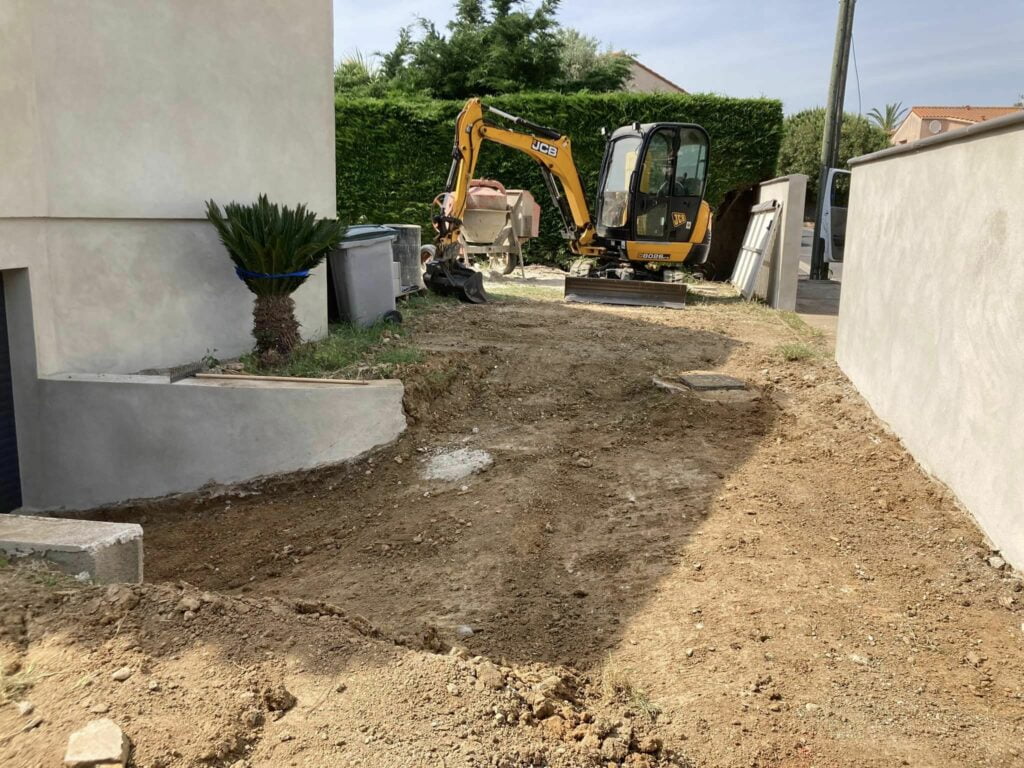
left=0, top=515, right=142, bottom=583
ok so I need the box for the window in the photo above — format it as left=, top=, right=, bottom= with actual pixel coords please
left=831, top=172, right=851, bottom=207
left=639, top=131, right=674, bottom=196
left=674, top=128, right=708, bottom=197
left=598, top=137, right=641, bottom=229
left=635, top=129, right=675, bottom=238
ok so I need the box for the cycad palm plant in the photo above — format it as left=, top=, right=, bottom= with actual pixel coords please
left=206, top=195, right=344, bottom=366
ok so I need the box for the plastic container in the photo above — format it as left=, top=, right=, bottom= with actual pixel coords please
left=329, top=225, right=397, bottom=327
left=383, top=224, right=425, bottom=294
left=391, top=260, right=402, bottom=298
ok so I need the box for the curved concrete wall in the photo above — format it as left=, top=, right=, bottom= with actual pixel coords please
left=27, top=375, right=405, bottom=510
left=837, top=115, right=1024, bottom=566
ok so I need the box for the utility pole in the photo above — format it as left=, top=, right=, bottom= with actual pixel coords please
left=810, top=0, right=856, bottom=280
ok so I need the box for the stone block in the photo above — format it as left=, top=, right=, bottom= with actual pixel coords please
left=0, top=515, right=142, bottom=583
left=64, top=718, right=130, bottom=767
left=678, top=372, right=746, bottom=391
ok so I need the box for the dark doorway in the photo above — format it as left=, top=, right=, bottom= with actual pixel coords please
left=0, top=274, right=22, bottom=512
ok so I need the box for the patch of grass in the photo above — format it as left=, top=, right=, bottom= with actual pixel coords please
left=0, top=663, right=38, bottom=706
left=776, top=342, right=818, bottom=362
left=777, top=310, right=823, bottom=339
left=401, top=292, right=460, bottom=313
left=242, top=292, right=453, bottom=379
left=0, top=556, right=7, bottom=569
left=600, top=658, right=662, bottom=722
left=732, top=302, right=822, bottom=338
left=375, top=345, right=423, bottom=366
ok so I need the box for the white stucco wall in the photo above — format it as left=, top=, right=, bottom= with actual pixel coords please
left=0, top=0, right=335, bottom=375
left=0, top=219, right=326, bottom=375
left=0, top=0, right=335, bottom=219
left=836, top=115, right=1024, bottom=567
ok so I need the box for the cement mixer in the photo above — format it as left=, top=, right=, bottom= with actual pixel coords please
left=458, top=180, right=541, bottom=274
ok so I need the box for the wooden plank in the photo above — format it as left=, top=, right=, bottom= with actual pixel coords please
left=194, top=373, right=370, bottom=386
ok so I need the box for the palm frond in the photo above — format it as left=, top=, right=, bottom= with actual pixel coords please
left=206, top=195, right=344, bottom=296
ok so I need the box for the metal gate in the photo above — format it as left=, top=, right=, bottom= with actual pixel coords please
left=729, top=200, right=782, bottom=300
left=0, top=274, right=22, bottom=512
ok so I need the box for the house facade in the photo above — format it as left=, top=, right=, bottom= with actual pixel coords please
left=891, top=105, right=1023, bottom=144
left=0, top=0, right=405, bottom=511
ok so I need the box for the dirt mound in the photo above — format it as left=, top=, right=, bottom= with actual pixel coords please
left=1, top=566, right=688, bottom=767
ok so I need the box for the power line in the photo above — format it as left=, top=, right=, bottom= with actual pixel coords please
left=811, top=0, right=856, bottom=281
left=851, top=34, right=862, bottom=117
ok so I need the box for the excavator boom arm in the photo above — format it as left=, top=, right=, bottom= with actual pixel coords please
left=436, top=99, right=599, bottom=254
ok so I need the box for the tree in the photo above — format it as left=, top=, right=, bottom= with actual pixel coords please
left=336, top=0, right=628, bottom=99
left=776, top=108, right=890, bottom=204
left=866, top=102, right=908, bottom=133
left=333, top=51, right=388, bottom=97
left=1015, top=93, right=1024, bottom=107
left=555, top=29, right=631, bottom=93
left=371, top=0, right=562, bottom=99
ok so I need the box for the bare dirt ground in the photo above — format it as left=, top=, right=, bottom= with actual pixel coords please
left=3, top=284, right=1023, bottom=768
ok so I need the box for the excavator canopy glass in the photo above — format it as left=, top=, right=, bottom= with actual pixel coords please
left=596, top=137, right=641, bottom=229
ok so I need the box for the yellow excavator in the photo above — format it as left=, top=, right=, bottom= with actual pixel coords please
left=425, top=98, right=712, bottom=308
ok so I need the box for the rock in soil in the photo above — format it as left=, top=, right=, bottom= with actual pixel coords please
left=64, top=718, right=129, bottom=767
left=423, top=448, right=493, bottom=481
left=601, top=736, right=630, bottom=760
left=262, top=684, right=297, bottom=714
left=475, top=660, right=505, bottom=690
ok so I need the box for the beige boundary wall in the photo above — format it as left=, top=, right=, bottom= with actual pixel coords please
left=0, top=1, right=408, bottom=510
left=754, top=174, right=807, bottom=310
left=837, top=112, right=1024, bottom=567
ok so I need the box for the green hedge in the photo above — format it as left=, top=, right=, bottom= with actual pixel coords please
left=336, top=92, right=783, bottom=265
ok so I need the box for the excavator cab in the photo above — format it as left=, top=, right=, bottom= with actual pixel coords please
left=594, top=123, right=711, bottom=267
left=562, top=123, right=712, bottom=307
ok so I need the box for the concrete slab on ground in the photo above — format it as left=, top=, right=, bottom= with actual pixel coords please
left=0, top=515, right=143, bottom=583
left=796, top=224, right=842, bottom=338
left=678, top=372, right=747, bottom=391
left=796, top=277, right=841, bottom=338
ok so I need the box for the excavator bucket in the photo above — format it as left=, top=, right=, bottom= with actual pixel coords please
left=563, top=276, right=687, bottom=309
left=424, top=259, right=489, bottom=304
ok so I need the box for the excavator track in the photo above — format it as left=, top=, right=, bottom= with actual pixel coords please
left=563, top=276, right=687, bottom=309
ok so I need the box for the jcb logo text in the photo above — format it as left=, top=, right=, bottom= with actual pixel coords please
left=531, top=140, right=558, bottom=157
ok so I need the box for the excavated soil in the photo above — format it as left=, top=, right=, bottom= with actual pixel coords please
left=3, top=289, right=1023, bottom=768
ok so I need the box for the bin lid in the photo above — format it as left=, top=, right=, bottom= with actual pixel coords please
left=341, top=224, right=397, bottom=244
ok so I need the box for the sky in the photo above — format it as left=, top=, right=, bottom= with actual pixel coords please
left=332, top=0, right=1024, bottom=114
